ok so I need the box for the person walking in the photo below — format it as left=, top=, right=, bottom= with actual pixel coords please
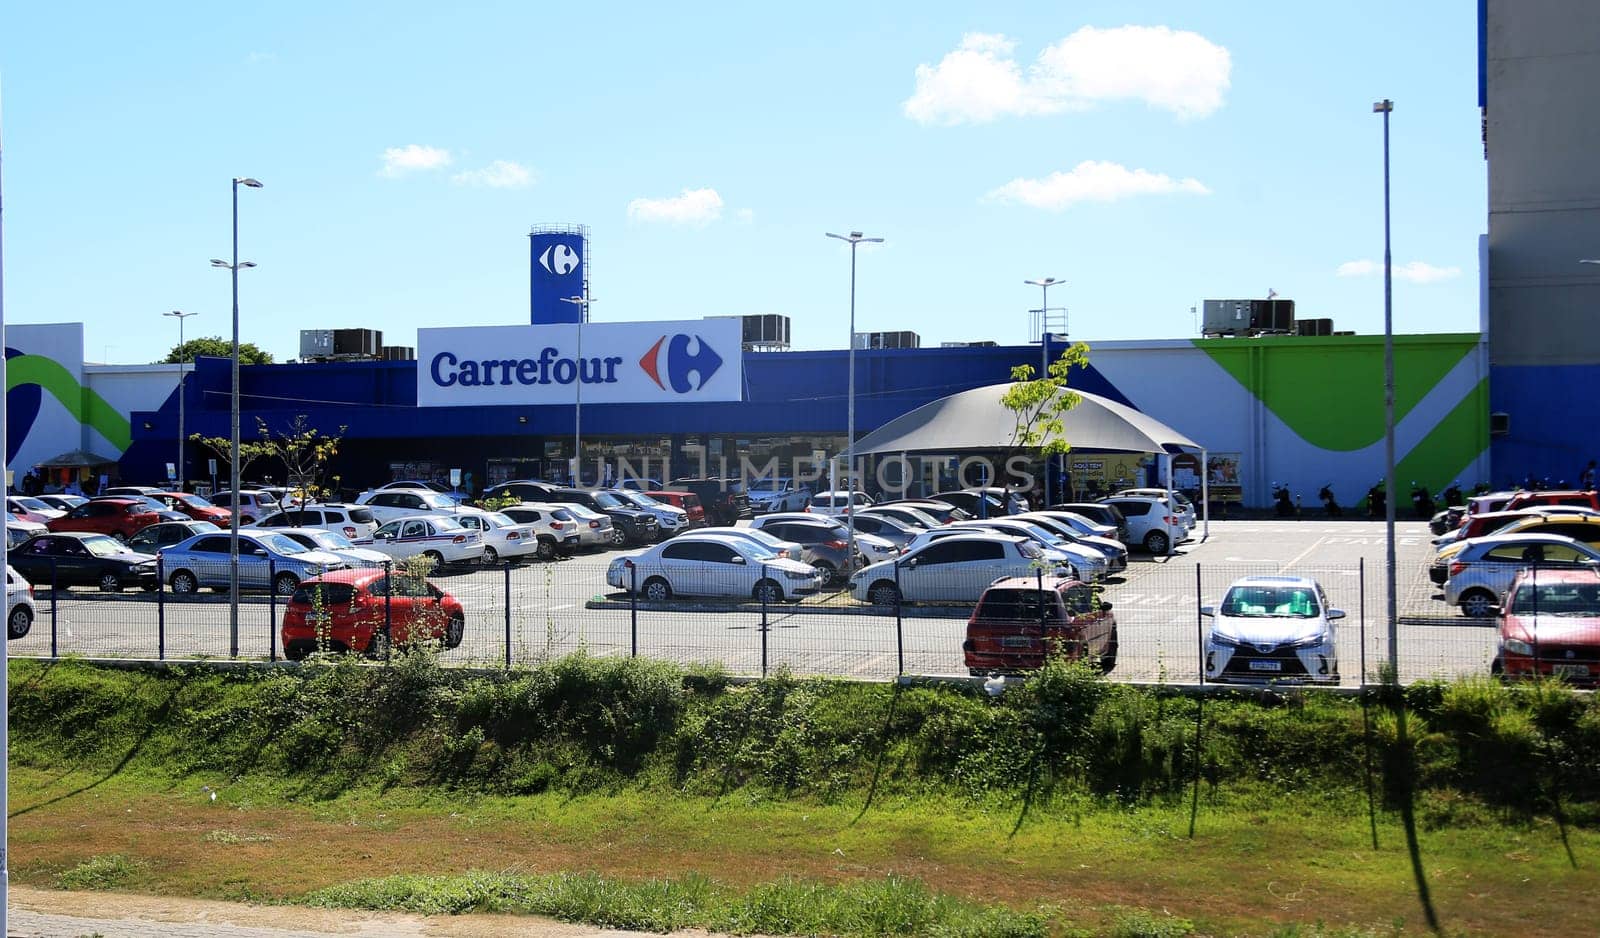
left=1582, top=460, right=1597, bottom=491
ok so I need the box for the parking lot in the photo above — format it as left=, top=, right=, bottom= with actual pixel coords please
left=7, top=517, right=1489, bottom=684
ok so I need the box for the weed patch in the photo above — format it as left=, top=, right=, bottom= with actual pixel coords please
left=55, top=853, right=145, bottom=890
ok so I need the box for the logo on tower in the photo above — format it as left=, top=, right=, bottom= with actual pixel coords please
left=538, top=243, right=580, bottom=275
left=639, top=334, right=723, bottom=393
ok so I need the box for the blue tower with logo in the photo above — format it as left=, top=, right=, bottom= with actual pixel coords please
left=529, top=224, right=589, bottom=324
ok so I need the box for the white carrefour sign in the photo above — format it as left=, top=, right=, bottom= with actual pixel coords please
left=417, top=319, right=743, bottom=407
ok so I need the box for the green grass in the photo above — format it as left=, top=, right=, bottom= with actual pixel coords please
left=54, top=853, right=145, bottom=890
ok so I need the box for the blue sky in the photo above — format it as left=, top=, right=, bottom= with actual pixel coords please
left=1, top=2, right=1485, bottom=363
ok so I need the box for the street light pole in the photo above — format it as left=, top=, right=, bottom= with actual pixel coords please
left=1025, top=277, right=1063, bottom=506
left=211, top=176, right=261, bottom=658
left=826, top=230, right=883, bottom=572
left=164, top=310, right=197, bottom=490
left=560, top=295, right=592, bottom=485
left=1374, top=99, right=1397, bottom=677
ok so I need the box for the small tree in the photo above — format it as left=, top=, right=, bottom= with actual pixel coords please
left=162, top=336, right=274, bottom=365
left=188, top=432, right=273, bottom=487
left=256, top=415, right=348, bottom=508
left=1000, top=343, right=1091, bottom=497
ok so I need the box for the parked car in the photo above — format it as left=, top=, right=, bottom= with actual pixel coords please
left=1201, top=575, right=1343, bottom=684
left=606, top=533, right=822, bottom=603
left=34, top=494, right=87, bottom=513
left=481, top=479, right=561, bottom=503
left=857, top=504, right=941, bottom=531
left=666, top=478, right=752, bottom=527
left=876, top=499, right=972, bottom=524
left=1493, top=568, right=1600, bottom=684
left=899, top=526, right=1077, bottom=580
left=6, top=520, right=45, bottom=548
left=543, top=488, right=659, bottom=546
left=963, top=576, right=1117, bottom=675
left=7, top=496, right=64, bottom=522
left=616, top=477, right=665, bottom=493
left=450, top=511, right=541, bottom=564
left=950, top=518, right=1109, bottom=580
left=1011, top=512, right=1128, bottom=572
left=100, top=485, right=164, bottom=499
left=149, top=491, right=232, bottom=524
left=208, top=489, right=286, bottom=525
left=745, top=477, right=812, bottom=514
left=1049, top=502, right=1129, bottom=542
left=1112, top=488, right=1197, bottom=533
left=1441, top=533, right=1600, bottom=617
left=609, top=490, right=691, bottom=538
left=161, top=530, right=347, bottom=596
left=355, top=489, right=481, bottom=525
left=1099, top=495, right=1182, bottom=554
left=367, top=515, right=485, bottom=568
left=646, top=490, right=706, bottom=527
left=1502, top=489, right=1600, bottom=514
left=1026, top=509, right=1120, bottom=541
left=1483, top=514, right=1600, bottom=551
left=930, top=490, right=1010, bottom=518
left=126, top=520, right=221, bottom=554
left=498, top=503, right=582, bottom=557
left=750, top=513, right=898, bottom=570
left=965, top=487, right=1030, bottom=515
left=694, top=525, right=805, bottom=561
left=1432, top=508, right=1599, bottom=548
left=46, top=497, right=167, bottom=542
left=848, top=533, right=1053, bottom=605
left=846, top=511, right=922, bottom=549
left=280, top=569, right=465, bottom=660
left=10, top=532, right=159, bottom=592
left=251, top=502, right=379, bottom=542
left=808, top=490, right=875, bottom=517
left=272, top=527, right=392, bottom=569
left=7, top=565, right=37, bottom=639
left=526, top=501, right=612, bottom=550
left=359, top=480, right=468, bottom=504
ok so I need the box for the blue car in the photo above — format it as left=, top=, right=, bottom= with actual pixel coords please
left=160, top=530, right=347, bottom=596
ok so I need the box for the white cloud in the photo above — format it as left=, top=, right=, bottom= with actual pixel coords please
left=379, top=144, right=453, bottom=178
left=452, top=160, right=535, bottom=189
left=626, top=187, right=725, bottom=225
left=735, top=208, right=756, bottom=224
left=1337, top=259, right=1462, bottom=284
left=984, top=160, right=1210, bottom=210
left=904, top=25, right=1231, bottom=125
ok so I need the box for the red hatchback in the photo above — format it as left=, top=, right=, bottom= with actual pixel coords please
left=46, top=498, right=164, bottom=542
left=280, top=568, right=465, bottom=660
left=648, top=491, right=706, bottom=526
left=964, top=576, right=1118, bottom=675
left=1495, top=567, right=1600, bottom=685
left=152, top=492, right=231, bottom=524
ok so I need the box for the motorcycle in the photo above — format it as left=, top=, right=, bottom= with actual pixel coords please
left=1411, top=482, right=1436, bottom=519
left=1319, top=484, right=1341, bottom=517
left=1442, top=482, right=1464, bottom=507
left=1272, top=482, right=1295, bottom=517
left=1367, top=482, right=1387, bottom=518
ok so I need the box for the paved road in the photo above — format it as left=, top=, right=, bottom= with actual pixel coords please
left=7, top=519, right=1484, bottom=685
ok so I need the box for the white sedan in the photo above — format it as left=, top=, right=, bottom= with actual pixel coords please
left=607, top=533, right=823, bottom=603
left=848, top=533, right=1057, bottom=605
left=1201, top=575, right=1343, bottom=684
left=273, top=527, right=392, bottom=568
left=368, top=515, right=485, bottom=568
left=451, top=511, right=542, bottom=563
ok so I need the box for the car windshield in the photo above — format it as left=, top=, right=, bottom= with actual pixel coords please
left=548, top=508, right=575, bottom=522
left=14, top=497, right=52, bottom=511
left=176, top=493, right=216, bottom=508
left=420, top=493, right=456, bottom=509
left=592, top=492, right=627, bottom=508
left=627, top=492, right=663, bottom=507
left=309, top=530, right=356, bottom=549
left=1510, top=582, right=1600, bottom=616
left=748, top=480, right=789, bottom=493
left=1017, top=541, right=1043, bottom=559
left=257, top=534, right=307, bottom=555
left=82, top=535, right=125, bottom=557
left=1221, top=586, right=1321, bottom=618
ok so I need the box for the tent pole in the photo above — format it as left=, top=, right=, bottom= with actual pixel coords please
left=1201, top=448, right=1210, bottom=541
left=1164, top=452, right=1175, bottom=556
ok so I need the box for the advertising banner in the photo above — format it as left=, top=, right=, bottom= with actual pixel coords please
left=417, top=319, right=744, bottom=407
left=529, top=231, right=586, bottom=324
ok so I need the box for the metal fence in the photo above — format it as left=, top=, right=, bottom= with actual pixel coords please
left=6, top=547, right=1543, bottom=688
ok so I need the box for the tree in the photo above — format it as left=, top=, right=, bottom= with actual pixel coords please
left=162, top=337, right=274, bottom=365
left=1000, top=342, right=1092, bottom=492
left=256, top=415, right=348, bottom=508
left=188, top=431, right=273, bottom=486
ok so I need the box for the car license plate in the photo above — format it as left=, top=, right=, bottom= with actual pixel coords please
left=1553, top=663, right=1590, bottom=677
left=1248, top=660, right=1282, bottom=672
left=1000, top=636, right=1033, bottom=648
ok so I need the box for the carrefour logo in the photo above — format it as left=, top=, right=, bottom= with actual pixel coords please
left=537, top=243, right=580, bottom=276
left=639, top=334, right=723, bottom=393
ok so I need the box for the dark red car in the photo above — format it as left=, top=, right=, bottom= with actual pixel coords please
left=1495, top=567, right=1600, bottom=685
left=963, top=576, right=1117, bottom=675
left=280, top=568, right=465, bottom=661
left=647, top=490, right=705, bottom=526
left=152, top=491, right=232, bottom=524
left=1502, top=490, right=1600, bottom=514
left=46, top=497, right=164, bottom=542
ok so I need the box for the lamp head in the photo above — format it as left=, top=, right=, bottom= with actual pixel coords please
left=1372, top=99, right=1393, bottom=113
left=235, top=177, right=264, bottom=188
left=239, top=261, right=257, bottom=269
left=210, top=259, right=229, bottom=268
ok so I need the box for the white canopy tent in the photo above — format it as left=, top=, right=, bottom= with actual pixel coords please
left=849, top=383, right=1211, bottom=541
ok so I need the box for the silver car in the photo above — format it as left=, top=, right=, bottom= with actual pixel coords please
left=1442, top=532, right=1600, bottom=617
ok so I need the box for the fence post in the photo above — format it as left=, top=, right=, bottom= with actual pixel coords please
left=157, top=556, right=166, bottom=661
left=628, top=560, right=638, bottom=658
left=50, top=558, right=58, bottom=659
left=383, top=560, right=393, bottom=663
left=759, top=562, right=769, bottom=679
left=1195, top=562, right=1205, bottom=684
left=894, top=560, right=904, bottom=677
left=1531, top=562, right=1541, bottom=675
left=268, top=560, right=277, bottom=662
left=504, top=561, right=513, bottom=670
left=1359, top=557, right=1366, bottom=686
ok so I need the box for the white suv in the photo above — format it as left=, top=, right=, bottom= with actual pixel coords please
left=1111, top=488, right=1195, bottom=535
left=7, top=565, right=36, bottom=639
left=746, top=478, right=812, bottom=514
left=808, top=491, right=874, bottom=517
left=1100, top=495, right=1182, bottom=554
left=250, top=502, right=378, bottom=542
left=356, top=490, right=484, bottom=524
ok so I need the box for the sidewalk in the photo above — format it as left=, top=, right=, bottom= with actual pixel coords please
left=7, top=886, right=738, bottom=938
